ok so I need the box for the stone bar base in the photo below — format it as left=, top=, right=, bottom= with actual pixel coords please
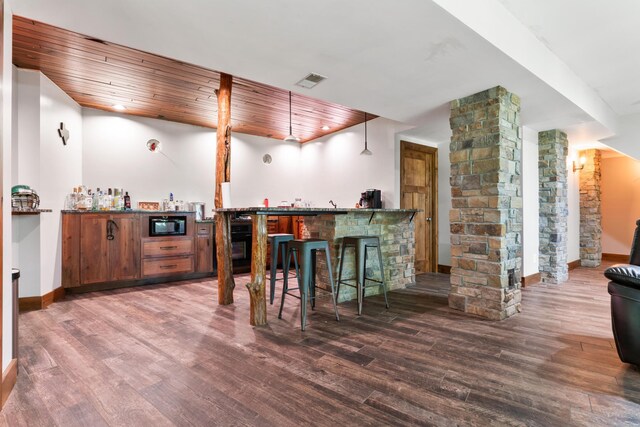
left=302, top=212, right=415, bottom=302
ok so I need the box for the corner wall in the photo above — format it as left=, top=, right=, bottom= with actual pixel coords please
left=601, top=155, right=640, bottom=256
left=12, top=70, right=82, bottom=298
left=1, top=0, right=13, bottom=372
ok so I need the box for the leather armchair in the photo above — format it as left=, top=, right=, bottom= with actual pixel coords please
left=605, top=219, right=640, bottom=365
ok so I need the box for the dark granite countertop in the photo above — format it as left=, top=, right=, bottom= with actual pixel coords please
left=61, top=210, right=196, bottom=214
left=214, top=207, right=419, bottom=214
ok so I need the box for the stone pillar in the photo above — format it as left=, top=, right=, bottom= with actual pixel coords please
left=538, top=130, right=569, bottom=283
left=579, top=149, right=602, bottom=267
left=448, top=86, right=523, bottom=320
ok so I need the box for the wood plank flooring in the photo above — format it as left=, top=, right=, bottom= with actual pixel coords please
left=2, top=262, right=639, bottom=426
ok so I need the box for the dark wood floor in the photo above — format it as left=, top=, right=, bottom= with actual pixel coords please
left=2, top=262, right=639, bottom=426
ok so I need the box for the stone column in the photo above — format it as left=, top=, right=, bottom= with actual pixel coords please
left=448, top=86, right=523, bottom=320
left=579, top=149, right=602, bottom=267
left=538, top=130, right=569, bottom=283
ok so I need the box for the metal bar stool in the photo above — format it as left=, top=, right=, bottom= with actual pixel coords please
left=268, top=233, right=297, bottom=305
left=278, top=238, right=340, bottom=331
left=337, top=235, right=389, bottom=315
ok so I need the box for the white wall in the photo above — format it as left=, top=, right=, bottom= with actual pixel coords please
left=83, top=109, right=215, bottom=209
left=567, top=144, right=581, bottom=262
left=522, top=127, right=539, bottom=276
left=13, top=70, right=41, bottom=298
left=229, top=134, right=301, bottom=208
left=12, top=70, right=82, bottom=298
left=83, top=108, right=302, bottom=213
left=436, top=140, right=452, bottom=266
left=2, top=0, right=13, bottom=371
left=39, top=73, right=83, bottom=296
left=299, top=117, right=413, bottom=208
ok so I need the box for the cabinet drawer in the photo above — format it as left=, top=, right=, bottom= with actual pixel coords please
left=143, top=256, right=193, bottom=277
left=143, top=239, right=193, bottom=257
left=196, top=223, right=213, bottom=236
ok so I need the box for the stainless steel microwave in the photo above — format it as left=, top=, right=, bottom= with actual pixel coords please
left=149, top=216, right=187, bottom=236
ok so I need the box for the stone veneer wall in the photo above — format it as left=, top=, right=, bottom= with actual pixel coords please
left=448, top=86, right=523, bottom=320
left=301, top=212, right=415, bottom=302
left=538, top=130, right=569, bottom=283
left=579, top=149, right=602, bottom=267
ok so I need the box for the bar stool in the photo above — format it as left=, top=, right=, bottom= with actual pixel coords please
left=337, top=235, right=390, bottom=315
left=278, top=239, right=340, bottom=331
left=268, top=233, right=297, bottom=304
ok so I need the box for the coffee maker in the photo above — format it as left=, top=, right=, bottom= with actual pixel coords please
left=360, top=189, right=382, bottom=208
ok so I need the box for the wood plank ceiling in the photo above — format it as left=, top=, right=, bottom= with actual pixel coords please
left=12, top=16, right=374, bottom=143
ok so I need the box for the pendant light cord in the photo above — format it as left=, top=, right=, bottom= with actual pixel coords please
left=289, top=91, right=293, bottom=135
left=364, top=112, right=368, bottom=150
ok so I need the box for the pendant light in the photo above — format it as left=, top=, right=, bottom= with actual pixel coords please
left=284, top=91, right=299, bottom=142
left=360, top=112, right=372, bottom=155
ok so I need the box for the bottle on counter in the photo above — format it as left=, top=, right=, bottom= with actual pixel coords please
left=92, top=188, right=100, bottom=211
left=124, top=191, right=131, bottom=210
left=106, top=188, right=113, bottom=210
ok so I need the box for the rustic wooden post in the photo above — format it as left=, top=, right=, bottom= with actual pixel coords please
left=214, top=73, right=235, bottom=305
left=247, top=214, right=268, bottom=325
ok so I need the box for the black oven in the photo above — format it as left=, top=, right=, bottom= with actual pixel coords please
left=149, top=216, right=187, bottom=237
left=231, top=222, right=252, bottom=271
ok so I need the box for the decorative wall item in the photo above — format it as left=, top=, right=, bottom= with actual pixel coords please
left=138, top=201, right=160, bottom=210
left=146, top=139, right=161, bottom=152
left=58, top=122, right=69, bottom=145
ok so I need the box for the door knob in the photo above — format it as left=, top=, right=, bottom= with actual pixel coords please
left=426, top=217, right=432, bottom=221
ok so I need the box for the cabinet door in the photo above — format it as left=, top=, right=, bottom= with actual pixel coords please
left=196, top=235, right=214, bottom=273
left=62, top=213, right=81, bottom=287
left=80, top=215, right=110, bottom=284
left=195, top=223, right=214, bottom=273
left=278, top=216, right=292, bottom=234
left=110, top=214, right=141, bottom=281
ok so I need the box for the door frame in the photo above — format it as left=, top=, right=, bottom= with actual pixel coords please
left=400, top=140, right=438, bottom=273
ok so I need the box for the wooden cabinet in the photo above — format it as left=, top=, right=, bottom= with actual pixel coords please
left=140, top=213, right=195, bottom=279
left=110, top=215, right=141, bottom=281
left=62, top=212, right=208, bottom=291
left=78, top=213, right=140, bottom=285
left=195, top=222, right=214, bottom=273
left=143, top=255, right=193, bottom=277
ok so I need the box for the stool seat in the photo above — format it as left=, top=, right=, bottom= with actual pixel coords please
left=268, top=234, right=295, bottom=305
left=337, top=235, right=389, bottom=315
left=279, top=238, right=340, bottom=330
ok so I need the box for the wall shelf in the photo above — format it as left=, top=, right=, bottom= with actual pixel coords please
left=12, top=209, right=52, bottom=215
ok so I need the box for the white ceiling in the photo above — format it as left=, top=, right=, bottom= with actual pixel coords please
left=497, top=0, right=640, bottom=116
left=12, top=0, right=637, bottom=145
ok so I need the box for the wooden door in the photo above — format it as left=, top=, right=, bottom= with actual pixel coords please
left=80, top=214, right=110, bottom=284
left=400, top=141, right=437, bottom=273
left=109, top=214, right=140, bottom=281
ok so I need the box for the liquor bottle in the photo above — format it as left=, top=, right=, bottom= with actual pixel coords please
left=92, top=188, right=99, bottom=210
left=124, top=191, right=131, bottom=210
left=107, top=188, right=113, bottom=210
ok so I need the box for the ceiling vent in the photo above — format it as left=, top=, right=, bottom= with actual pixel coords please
left=295, top=73, right=327, bottom=89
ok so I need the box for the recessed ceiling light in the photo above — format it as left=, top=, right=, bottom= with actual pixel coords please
left=112, top=104, right=126, bottom=111
left=321, top=125, right=330, bottom=131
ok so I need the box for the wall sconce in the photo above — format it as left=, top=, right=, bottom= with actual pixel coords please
left=573, top=155, right=586, bottom=172
left=146, top=139, right=161, bottom=153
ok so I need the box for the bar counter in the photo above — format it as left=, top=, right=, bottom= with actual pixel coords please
left=215, top=207, right=418, bottom=326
